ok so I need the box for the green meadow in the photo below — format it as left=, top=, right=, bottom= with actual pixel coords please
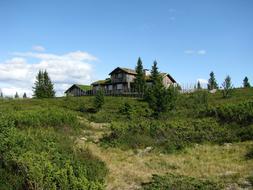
left=0, top=88, right=253, bottom=189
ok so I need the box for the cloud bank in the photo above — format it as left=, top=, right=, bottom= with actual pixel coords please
left=0, top=49, right=97, bottom=97
left=184, top=49, right=207, bottom=55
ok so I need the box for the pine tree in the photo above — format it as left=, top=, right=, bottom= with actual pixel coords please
left=93, top=90, right=104, bottom=111
left=208, top=71, right=218, bottom=90
left=134, top=57, right=146, bottom=95
left=33, top=70, right=55, bottom=98
left=197, top=81, right=202, bottom=90
left=43, top=70, right=55, bottom=97
left=23, top=92, right=27, bottom=99
left=243, top=77, right=251, bottom=88
left=222, top=75, right=233, bottom=98
left=15, top=92, right=19, bottom=99
left=33, top=70, right=44, bottom=98
left=0, top=89, right=3, bottom=98
left=145, top=61, right=177, bottom=117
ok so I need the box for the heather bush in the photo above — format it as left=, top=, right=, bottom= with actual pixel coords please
left=206, top=101, right=253, bottom=124
left=142, top=174, right=222, bottom=190
left=0, top=117, right=107, bottom=189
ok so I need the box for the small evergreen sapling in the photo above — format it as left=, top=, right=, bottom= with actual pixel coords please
left=134, top=57, right=146, bottom=96
left=94, top=90, right=104, bottom=111
left=145, top=61, right=178, bottom=117
left=197, top=81, right=202, bottom=90
left=15, top=92, right=19, bottom=99
left=243, top=77, right=251, bottom=88
left=222, top=75, right=233, bottom=98
left=208, top=71, right=218, bottom=90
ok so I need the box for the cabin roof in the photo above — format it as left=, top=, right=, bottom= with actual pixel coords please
left=145, top=73, right=177, bottom=83
left=109, top=67, right=137, bottom=75
left=65, top=84, right=92, bottom=93
left=91, top=78, right=111, bottom=86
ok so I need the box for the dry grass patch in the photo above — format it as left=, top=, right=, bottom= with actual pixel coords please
left=83, top=141, right=253, bottom=190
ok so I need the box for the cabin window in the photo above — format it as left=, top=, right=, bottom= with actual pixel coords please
left=116, top=84, right=123, bottom=90
left=108, top=85, right=113, bottom=90
left=117, top=73, right=122, bottom=78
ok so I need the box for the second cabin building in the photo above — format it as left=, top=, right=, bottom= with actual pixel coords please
left=91, top=67, right=176, bottom=94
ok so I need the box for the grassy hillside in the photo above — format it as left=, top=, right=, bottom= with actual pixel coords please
left=0, top=88, right=253, bottom=189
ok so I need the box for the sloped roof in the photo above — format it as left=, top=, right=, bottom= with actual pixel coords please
left=109, top=67, right=137, bottom=75
left=145, top=73, right=176, bottom=83
left=166, top=73, right=176, bottom=83
left=65, top=84, right=92, bottom=93
left=91, top=78, right=111, bottom=86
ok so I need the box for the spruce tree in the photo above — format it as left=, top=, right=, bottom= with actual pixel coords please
left=43, top=70, right=55, bottom=97
left=208, top=71, right=218, bottom=90
left=243, top=77, right=251, bottom=88
left=15, top=92, right=19, bottom=99
left=222, top=75, right=233, bottom=98
left=0, top=89, right=3, bottom=98
left=33, top=70, right=55, bottom=98
left=150, top=60, right=162, bottom=86
left=23, top=92, right=27, bottom=99
left=134, top=57, right=146, bottom=95
left=145, top=61, right=177, bottom=117
left=197, top=81, right=202, bottom=90
left=93, top=90, right=104, bottom=111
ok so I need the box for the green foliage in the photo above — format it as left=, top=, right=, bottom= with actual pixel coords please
left=206, top=101, right=253, bottom=124
left=134, top=57, right=146, bottom=95
left=177, top=90, right=209, bottom=116
left=14, top=92, right=19, bottom=98
left=119, top=102, right=134, bottom=119
left=208, top=71, right=218, bottom=90
left=222, top=75, right=233, bottom=98
left=146, top=86, right=178, bottom=117
left=3, top=108, right=79, bottom=128
left=243, top=76, right=251, bottom=88
left=33, top=70, right=55, bottom=98
left=145, top=61, right=178, bottom=117
left=142, top=173, right=222, bottom=190
left=102, top=118, right=241, bottom=153
left=245, top=146, right=253, bottom=159
left=0, top=115, right=107, bottom=189
left=248, top=175, right=253, bottom=186
left=150, top=60, right=161, bottom=85
left=197, top=81, right=202, bottom=90
left=94, top=90, right=105, bottom=111
left=23, top=92, right=27, bottom=98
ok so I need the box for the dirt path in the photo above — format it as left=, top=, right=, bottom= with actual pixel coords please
left=77, top=117, right=253, bottom=190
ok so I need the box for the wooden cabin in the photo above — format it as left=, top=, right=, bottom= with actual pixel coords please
left=91, top=67, right=177, bottom=94
left=65, top=84, right=92, bottom=96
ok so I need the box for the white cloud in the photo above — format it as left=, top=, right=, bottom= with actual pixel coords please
left=0, top=50, right=97, bottom=97
left=32, top=45, right=45, bottom=52
left=197, top=50, right=206, bottom=55
left=197, top=78, right=208, bottom=84
left=184, top=49, right=207, bottom=55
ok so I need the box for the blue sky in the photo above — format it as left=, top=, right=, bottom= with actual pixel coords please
left=0, top=0, right=253, bottom=96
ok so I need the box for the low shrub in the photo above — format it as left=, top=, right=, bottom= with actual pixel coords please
left=5, top=108, right=79, bottom=128
left=101, top=118, right=240, bottom=153
left=0, top=118, right=107, bottom=189
left=206, top=101, right=253, bottom=124
left=246, top=146, right=253, bottom=159
left=142, top=173, right=223, bottom=190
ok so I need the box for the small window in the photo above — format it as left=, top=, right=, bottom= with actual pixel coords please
left=108, top=85, right=113, bottom=90
left=117, top=84, right=123, bottom=90
left=117, top=73, right=122, bottom=78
